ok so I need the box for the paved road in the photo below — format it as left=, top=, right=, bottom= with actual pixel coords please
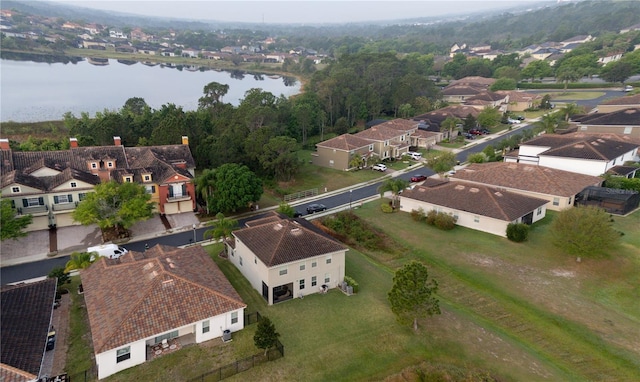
left=526, top=89, right=627, bottom=111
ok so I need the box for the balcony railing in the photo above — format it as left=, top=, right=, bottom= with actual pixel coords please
left=52, top=202, right=77, bottom=212
left=167, top=191, right=191, bottom=202
left=17, top=205, right=48, bottom=215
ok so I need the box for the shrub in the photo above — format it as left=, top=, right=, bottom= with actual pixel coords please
left=425, top=210, right=438, bottom=225
left=433, top=213, right=457, bottom=230
left=506, top=223, right=530, bottom=242
left=410, top=208, right=426, bottom=222
left=344, top=276, right=359, bottom=294
left=381, top=203, right=394, bottom=213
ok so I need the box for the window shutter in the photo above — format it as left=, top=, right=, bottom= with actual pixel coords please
left=181, top=184, right=186, bottom=194
left=168, top=187, right=174, bottom=197
left=68, top=194, right=73, bottom=202
left=38, top=197, right=44, bottom=205
left=151, top=186, right=156, bottom=193
left=23, top=199, right=28, bottom=207
left=54, top=196, right=59, bottom=204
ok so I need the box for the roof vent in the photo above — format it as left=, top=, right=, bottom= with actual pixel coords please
left=494, top=192, right=503, bottom=197
left=524, top=166, right=534, bottom=171
left=165, top=257, right=174, bottom=263
left=169, top=263, right=176, bottom=269
left=291, top=228, right=303, bottom=236
left=143, top=262, right=154, bottom=271
left=274, top=223, right=283, bottom=231
left=574, top=144, right=584, bottom=148
left=147, top=270, right=158, bottom=280
left=162, top=279, right=175, bottom=287
left=469, top=188, right=480, bottom=193
left=454, top=185, right=465, bottom=190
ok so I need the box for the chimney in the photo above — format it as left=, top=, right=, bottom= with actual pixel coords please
left=0, top=138, right=9, bottom=150
left=114, top=136, right=122, bottom=146
left=70, top=138, right=78, bottom=148
left=181, top=136, right=189, bottom=145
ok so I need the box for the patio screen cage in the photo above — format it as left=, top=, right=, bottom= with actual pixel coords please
left=575, top=186, right=640, bottom=215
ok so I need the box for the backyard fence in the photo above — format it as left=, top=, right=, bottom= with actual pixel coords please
left=187, top=339, right=284, bottom=382
left=244, top=311, right=262, bottom=325
left=283, top=188, right=318, bottom=203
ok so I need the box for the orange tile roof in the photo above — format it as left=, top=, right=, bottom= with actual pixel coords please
left=81, top=245, right=245, bottom=353
left=316, top=134, right=372, bottom=151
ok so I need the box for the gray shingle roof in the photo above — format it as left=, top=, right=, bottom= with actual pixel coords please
left=524, top=134, right=639, bottom=160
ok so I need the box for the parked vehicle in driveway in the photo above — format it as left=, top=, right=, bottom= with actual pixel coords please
left=469, top=129, right=483, bottom=135
left=306, top=204, right=327, bottom=214
left=480, top=129, right=491, bottom=135
left=410, top=174, right=427, bottom=182
left=372, top=163, right=387, bottom=172
left=507, top=118, right=521, bottom=124
left=407, top=151, right=422, bottom=161
left=463, top=133, right=475, bottom=140
left=46, top=326, right=56, bottom=351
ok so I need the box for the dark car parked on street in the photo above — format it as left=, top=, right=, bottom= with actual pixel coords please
left=306, top=204, right=327, bottom=214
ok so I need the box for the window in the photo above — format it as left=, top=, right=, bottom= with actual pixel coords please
left=324, top=273, right=331, bottom=284
left=54, top=195, right=72, bottom=204
left=202, top=320, right=210, bottom=333
left=329, top=159, right=334, bottom=166
left=79, top=193, right=87, bottom=201
left=91, top=162, right=97, bottom=169
left=311, top=261, right=317, bottom=268
left=384, top=140, right=389, bottom=146
left=124, top=176, right=132, bottom=183
left=552, top=198, right=560, bottom=206
left=231, top=311, right=238, bottom=324
left=25, top=198, right=43, bottom=207
left=326, top=257, right=332, bottom=264
left=279, top=268, right=287, bottom=276
left=369, top=144, right=373, bottom=151
left=107, top=161, right=114, bottom=168
left=299, top=279, right=305, bottom=290
left=144, top=175, right=151, bottom=182
left=254, top=257, right=257, bottom=264
left=474, top=216, right=479, bottom=223
left=70, top=182, right=77, bottom=188
left=623, top=126, right=632, bottom=135
left=568, top=197, right=572, bottom=205
left=145, top=185, right=156, bottom=194
left=155, top=330, right=178, bottom=344
left=116, top=346, right=131, bottom=363
left=11, top=186, right=20, bottom=193
left=537, top=207, right=542, bottom=216
left=239, top=256, right=243, bottom=266
left=300, top=264, right=305, bottom=271
left=311, top=276, right=317, bottom=287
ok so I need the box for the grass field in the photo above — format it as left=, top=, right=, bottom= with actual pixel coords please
left=69, top=205, right=639, bottom=381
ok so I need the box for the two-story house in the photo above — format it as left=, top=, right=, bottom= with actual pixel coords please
left=1, top=136, right=196, bottom=231
left=226, top=213, right=347, bottom=305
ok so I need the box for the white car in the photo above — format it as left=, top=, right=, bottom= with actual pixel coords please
left=624, top=85, right=633, bottom=92
left=372, top=163, right=387, bottom=172
left=507, top=118, right=521, bottom=124
left=407, top=151, right=422, bottom=161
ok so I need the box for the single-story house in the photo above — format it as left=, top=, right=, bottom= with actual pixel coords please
left=1, top=278, right=57, bottom=382
left=227, top=213, right=347, bottom=305
left=571, top=107, right=640, bottom=137
left=495, top=90, right=542, bottom=112
left=450, top=162, right=603, bottom=211
left=596, top=94, right=640, bottom=113
left=81, top=245, right=246, bottom=379
left=463, top=91, right=508, bottom=111
left=504, top=133, right=639, bottom=176
left=399, top=179, right=548, bottom=237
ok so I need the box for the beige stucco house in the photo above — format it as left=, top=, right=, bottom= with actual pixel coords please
left=450, top=162, right=603, bottom=211
left=495, top=90, right=542, bottom=112
left=227, top=213, right=347, bottom=305
left=311, top=134, right=374, bottom=171
left=399, top=179, right=548, bottom=237
left=571, top=108, right=640, bottom=138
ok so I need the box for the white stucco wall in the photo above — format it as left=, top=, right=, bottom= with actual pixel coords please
left=537, top=156, right=608, bottom=176
left=230, top=238, right=346, bottom=304
left=96, top=339, right=146, bottom=380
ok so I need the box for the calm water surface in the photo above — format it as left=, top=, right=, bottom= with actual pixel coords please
left=1, top=58, right=301, bottom=122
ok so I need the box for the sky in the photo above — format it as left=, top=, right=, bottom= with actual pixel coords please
left=52, top=0, right=544, bottom=25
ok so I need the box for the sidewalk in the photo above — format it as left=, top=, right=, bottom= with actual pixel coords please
left=0, top=212, right=200, bottom=268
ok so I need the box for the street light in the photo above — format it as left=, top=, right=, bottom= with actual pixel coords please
left=192, top=224, right=197, bottom=245
left=349, top=189, right=352, bottom=211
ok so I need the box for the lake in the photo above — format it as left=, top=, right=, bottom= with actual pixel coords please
left=0, top=57, right=301, bottom=122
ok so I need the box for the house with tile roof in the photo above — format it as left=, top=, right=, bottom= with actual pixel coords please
left=495, top=90, right=542, bottom=112
left=0, top=136, right=196, bottom=232
left=450, top=162, right=603, bottom=211
left=312, top=119, right=418, bottom=171
left=227, top=213, right=347, bottom=305
left=413, top=105, right=480, bottom=139
left=1, top=278, right=57, bottom=382
left=440, top=84, right=487, bottom=103
left=571, top=108, right=640, bottom=137
left=81, top=244, right=246, bottom=379
left=504, top=133, right=639, bottom=176
left=399, top=179, right=548, bottom=237
left=597, top=95, right=640, bottom=113
left=463, top=91, right=508, bottom=111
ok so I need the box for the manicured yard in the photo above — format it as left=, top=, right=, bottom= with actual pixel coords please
left=66, top=206, right=640, bottom=382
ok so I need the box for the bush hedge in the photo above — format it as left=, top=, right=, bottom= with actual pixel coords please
left=506, top=223, right=530, bottom=242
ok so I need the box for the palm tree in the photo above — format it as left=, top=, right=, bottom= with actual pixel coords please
left=559, top=103, right=584, bottom=121
left=203, top=212, right=239, bottom=242
left=193, top=169, right=216, bottom=214
left=64, top=251, right=95, bottom=273
left=378, top=178, right=409, bottom=209
left=440, top=116, right=461, bottom=142
left=534, top=113, right=560, bottom=134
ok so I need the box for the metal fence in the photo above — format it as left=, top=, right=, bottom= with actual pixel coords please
left=187, top=340, right=284, bottom=382
left=244, top=311, right=262, bottom=325
left=283, top=188, right=318, bottom=203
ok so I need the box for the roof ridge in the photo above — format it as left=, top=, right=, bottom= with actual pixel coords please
left=484, top=187, right=511, bottom=221
left=267, top=221, right=290, bottom=265
left=170, top=272, right=246, bottom=308
left=96, top=257, right=162, bottom=352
